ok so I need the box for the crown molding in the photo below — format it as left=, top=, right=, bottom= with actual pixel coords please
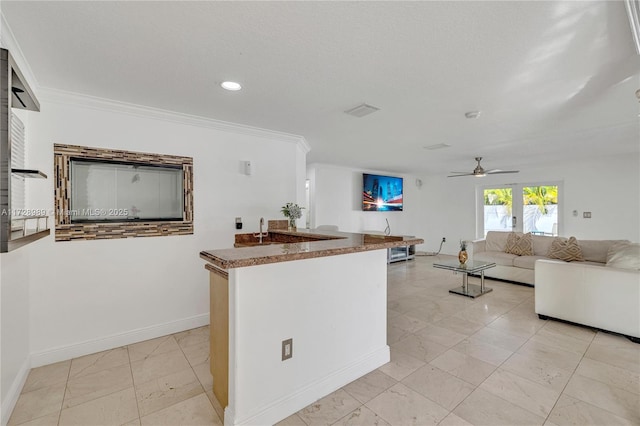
left=39, top=88, right=311, bottom=152
left=0, top=13, right=40, bottom=96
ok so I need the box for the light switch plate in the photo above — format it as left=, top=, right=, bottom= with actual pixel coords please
left=282, top=338, right=293, bottom=361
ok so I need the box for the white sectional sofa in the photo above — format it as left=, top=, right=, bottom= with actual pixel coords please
left=535, top=259, right=640, bottom=342
left=470, top=231, right=640, bottom=342
left=468, top=231, right=628, bottom=286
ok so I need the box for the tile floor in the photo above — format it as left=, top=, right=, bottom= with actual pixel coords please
left=8, top=255, right=640, bottom=426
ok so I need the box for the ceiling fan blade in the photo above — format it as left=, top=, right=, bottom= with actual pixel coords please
left=447, top=173, right=475, bottom=177
left=486, top=170, right=519, bottom=175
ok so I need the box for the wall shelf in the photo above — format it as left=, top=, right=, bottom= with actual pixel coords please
left=1, top=48, right=48, bottom=252
left=11, top=168, right=47, bottom=179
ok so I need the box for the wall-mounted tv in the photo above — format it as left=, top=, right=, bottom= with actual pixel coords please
left=363, top=173, right=403, bottom=211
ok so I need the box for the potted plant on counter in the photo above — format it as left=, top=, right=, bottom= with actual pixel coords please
left=281, top=202, right=304, bottom=231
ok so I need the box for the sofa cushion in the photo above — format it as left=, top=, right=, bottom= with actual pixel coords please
left=505, top=232, right=533, bottom=256
left=579, top=239, right=631, bottom=263
left=606, top=243, right=640, bottom=270
left=513, top=255, right=548, bottom=270
left=474, top=251, right=518, bottom=266
left=548, top=236, right=584, bottom=262
left=485, top=231, right=513, bottom=252
left=531, top=235, right=561, bottom=256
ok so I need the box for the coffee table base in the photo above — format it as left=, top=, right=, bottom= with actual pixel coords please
left=449, top=284, right=493, bottom=298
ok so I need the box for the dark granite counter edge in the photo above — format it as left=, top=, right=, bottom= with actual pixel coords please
left=200, top=234, right=423, bottom=270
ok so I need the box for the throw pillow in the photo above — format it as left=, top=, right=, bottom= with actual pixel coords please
left=606, top=243, right=640, bottom=270
left=504, top=232, right=534, bottom=256
left=548, top=236, right=584, bottom=262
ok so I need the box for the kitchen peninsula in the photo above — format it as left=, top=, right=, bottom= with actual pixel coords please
left=200, top=226, right=422, bottom=425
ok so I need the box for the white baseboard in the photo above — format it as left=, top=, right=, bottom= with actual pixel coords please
left=30, top=313, right=209, bottom=368
left=1, top=357, right=31, bottom=426
left=233, top=345, right=390, bottom=426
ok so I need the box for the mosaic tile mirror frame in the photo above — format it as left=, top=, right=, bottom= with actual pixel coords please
left=54, top=144, right=193, bottom=241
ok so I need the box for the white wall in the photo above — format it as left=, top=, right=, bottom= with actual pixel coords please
left=21, top=92, right=306, bottom=366
left=309, top=154, right=640, bottom=256
left=228, top=249, right=389, bottom=425
left=307, top=164, right=429, bottom=250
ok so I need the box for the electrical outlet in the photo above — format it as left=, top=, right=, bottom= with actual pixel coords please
left=583, top=212, right=592, bottom=218
left=282, top=338, right=293, bottom=361
left=442, top=237, right=446, bottom=243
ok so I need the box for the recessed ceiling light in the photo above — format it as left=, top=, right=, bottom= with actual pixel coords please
left=221, top=81, right=242, bottom=91
left=465, top=111, right=481, bottom=119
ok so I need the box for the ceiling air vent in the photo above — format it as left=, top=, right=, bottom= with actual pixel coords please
left=344, top=103, right=380, bottom=118
left=423, top=143, right=451, bottom=150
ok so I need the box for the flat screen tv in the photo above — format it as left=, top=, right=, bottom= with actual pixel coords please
left=363, top=173, right=403, bottom=211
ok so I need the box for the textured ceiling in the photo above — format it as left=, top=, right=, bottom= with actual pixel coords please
left=3, top=1, right=639, bottom=175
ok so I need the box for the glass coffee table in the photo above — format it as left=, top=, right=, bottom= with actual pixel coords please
left=433, top=260, right=496, bottom=298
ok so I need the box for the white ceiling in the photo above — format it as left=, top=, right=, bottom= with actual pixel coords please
left=3, top=1, right=639, bottom=175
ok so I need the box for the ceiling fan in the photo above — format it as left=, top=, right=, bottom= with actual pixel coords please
left=448, top=157, right=519, bottom=178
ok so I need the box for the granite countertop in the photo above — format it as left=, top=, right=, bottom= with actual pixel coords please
left=200, top=229, right=424, bottom=270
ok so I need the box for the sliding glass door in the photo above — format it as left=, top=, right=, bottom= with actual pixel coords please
left=478, top=183, right=560, bottom=237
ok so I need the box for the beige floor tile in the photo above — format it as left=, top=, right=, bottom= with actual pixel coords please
left=387, top=314, right=428, bottom=345
left=68, top=347, right=129, bottom=380
left=135, top=367, right=204, bottom=416
left=275, top=413, right=308, bottom=426
left=480, top=369, right=560, bottom=418
left=401, top=365, right=474, bottom=410
left=130, top=349, right=191, bottom=385
left=127, top=335, right=180, bottom=362
left=377, top=349, right=425, bottom=381
left=438, top=412, right=474, bottom=426
left=433, top=316, right=484, bottom=336
left=22, top=360, right=71, bottom=393
left=173, top=326, right=209, bottom=349
left=140, top=393, right=220, bottom=426
left=8, top=383, right=65, bottom=426
left=529, top=328, right=591, bottom=355
left=429, top=349, right=496, bottom=386
left=8, top=412, right=59, bottom=426
left=173, top=327, right=210, bottom=366
left=365, top=383, right=449, bottom=426
left=451, top=338, right=513, bottom=366
left=63, top=363, right=133, bottom=408
left=332, top=406, right=391, bottom=426
left=500, top=353, right=572, bottom=392
left=205, top=390, right=225, bottom=423
left=391, top=334, right=448, bottom=363
left=297, top=389, right=361, bottom=426
left=58, top=387, right=138, bottom=426
left=516, top=340, right=583, bottom=372
left=584, top=340, right=640, bottom=373
left=404, top=305, right=449, bottom=324
left=451, top=307, right=501, bottom=327
left=540, top=319, right=596, bottom=342
left=547, top=394, right=635, bottom=426
left=575, top=357, right=640, bottom=395
left=387, top=295, right=429, bottom=315
left=387, top=308, right=402, bottom=319
left=414, top=324, right=467, bottom=348
left=591, top=331, right=638, bottom=348
left=343, top=370, right=397, bottom=404
left=192, top=362, right=214, bottom=391
left=453, top=388, right=545, bottom=426
left=563, top=374, right=640, bottom=423
left=487, top=314, right=545, bottom=339
left=122, top=419, right=141, bottom=426
left=469, top=327, right=528, bottom=352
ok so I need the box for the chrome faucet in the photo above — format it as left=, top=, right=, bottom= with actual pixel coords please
left=254, top=217, right=268, bottom=244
